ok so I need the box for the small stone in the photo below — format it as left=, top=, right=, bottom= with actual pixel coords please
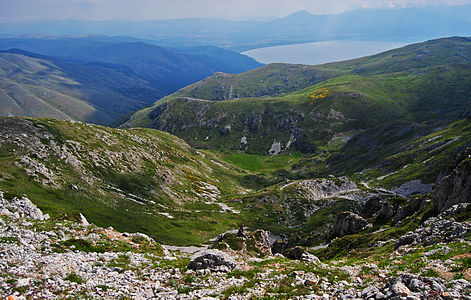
left=362, top=286, right=380, bottom=299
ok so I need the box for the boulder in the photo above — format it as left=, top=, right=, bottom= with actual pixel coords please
left=188, top=249, right=237, bottom=271
left=281, top=246, right=320, bottom=263
left=251, top=229, right=272, bottom=256
left=300, top=252, right=321, bottom=264
left=361, top=286, right=381, bottom=299
left=334, top=211, right=372, bottom=237
left=79, top=213, right=89, bottom=226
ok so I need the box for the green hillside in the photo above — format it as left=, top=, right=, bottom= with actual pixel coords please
left=127, top=37, right=471, bottom=187
left=0, top=117, right=254, bottom=244
left=1, top=117, right=393, bottom=247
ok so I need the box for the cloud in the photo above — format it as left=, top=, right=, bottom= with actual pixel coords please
left=0, top=0, right=470, bottom=22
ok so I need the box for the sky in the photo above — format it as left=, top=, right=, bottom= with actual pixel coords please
left=1, top=0, right=471, bottom=22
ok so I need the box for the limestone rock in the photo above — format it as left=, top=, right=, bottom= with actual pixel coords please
left=188, top=249, right=237, bottom=271
left=79, top=213, right=90, bottom=226
left=0, top=193, right=48, bottom=221
left=396, top=204, right=471, bottom=248
left=334, top=211, right=372, bottom=237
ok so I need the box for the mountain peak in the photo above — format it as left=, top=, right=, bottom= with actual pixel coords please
left=285, top=10, right=313, bottom=18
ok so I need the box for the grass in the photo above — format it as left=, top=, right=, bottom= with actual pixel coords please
left=0, top=117, right=256, bottom=246
left=213, top=151, right=303, bottom=173
left=126, top=38, right=471, bottom=193
left=65, top=273, right=84, bottom=284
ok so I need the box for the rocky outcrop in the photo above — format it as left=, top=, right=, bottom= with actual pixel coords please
left=0, top=192, right=49, bottom=220
left=213, top=228, right=273, bottom=257
left=392, top=196, right=428, bottom=224
left=433, top=148, right=471, bottom=212
left=378, top=274, right=466, bottom=299
left=396, top=203, right=471, bottom=248
left=361, top=195, right=428, bottom=225
left=187, top=249, right=237, bottom=272
left=334, top=211, right=372, bottom=237
left=293, top=178, right=358, bottom=202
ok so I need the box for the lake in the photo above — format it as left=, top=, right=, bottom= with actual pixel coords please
left=242, top=40, right=409, bottom=65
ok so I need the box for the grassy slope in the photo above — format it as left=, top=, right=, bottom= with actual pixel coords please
left=128, top=37, right=471, bottom=187
left=0, top=117, right=365, bottom=246
left=127, top=63, right=340, bottom=125
left=0, top=117, right=256, bottom=245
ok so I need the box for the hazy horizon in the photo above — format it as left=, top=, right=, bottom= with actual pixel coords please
left=1, top=0, right=471, bottom=22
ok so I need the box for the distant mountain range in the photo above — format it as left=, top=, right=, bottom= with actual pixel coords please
left=1, top=5, right=471, bottom=50
left=0, top=37, right=263, bottom=124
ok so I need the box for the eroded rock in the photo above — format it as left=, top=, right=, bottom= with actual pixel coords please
left=188, top=249, right=237, bottom=272
left=334, top=211, right=372, bottom=237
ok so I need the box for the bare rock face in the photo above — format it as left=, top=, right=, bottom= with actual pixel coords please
left=188, top=249, right=237, bottom=272
left=294, top=177, right=358, bottom=202
left=251, top=229, right=273, bottom=256
left=433, top=148, right=471, bottom=212
left=334, top=211, right=372, bottom=237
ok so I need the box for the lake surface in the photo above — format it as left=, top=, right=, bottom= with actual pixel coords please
left=242, top=40, right=408, bottom=65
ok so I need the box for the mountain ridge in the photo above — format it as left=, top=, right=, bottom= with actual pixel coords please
left=127, top=37, right=471, bottom=189
left=0, top=37, right=263, bottom=124
left=2, top=5, right=471, bottom=50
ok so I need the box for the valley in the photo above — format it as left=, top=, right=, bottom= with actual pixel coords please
left=0, top=35, right=470, bottom=299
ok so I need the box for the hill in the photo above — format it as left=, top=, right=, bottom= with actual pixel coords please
left=0, top=50, right=163, bottom=124
left=0, top=117, right=251, bottom=244
left=0, top=38, right=263, bottom=124
left=128, top=37, right=471, bottom=187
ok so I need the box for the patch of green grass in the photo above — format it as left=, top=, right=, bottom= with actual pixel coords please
left=65, top=272, right=84, bottom=284
left=227, top=268, right=262, bottom=280
left=216, top=151, right=303, bottom=173
left=452, top=257, right=471, bottom=272
left=158, top=257, right=190, bottom=270
left=263, top=277, right=315, bottom=298
left=222, top=280, right=256, bottom=298
left=422, top=269, right=440, bottom=277
left=107, top=254, right=131, bottom=271
left=177, top=286, right=193, bottom=294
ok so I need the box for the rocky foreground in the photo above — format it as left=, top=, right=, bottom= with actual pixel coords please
left=1, top=192, right=470, bottom=299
